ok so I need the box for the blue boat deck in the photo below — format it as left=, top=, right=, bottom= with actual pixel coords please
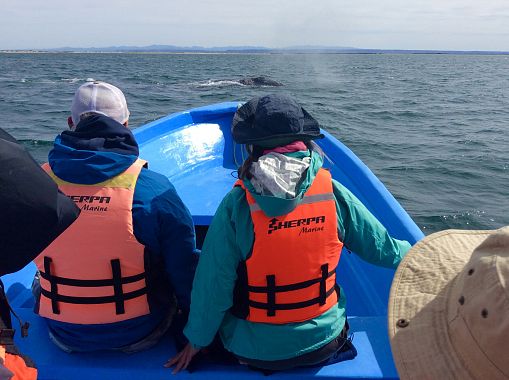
left=8, top=298, right=398, bottom=379
left=2, top=102, right=423, bottom=379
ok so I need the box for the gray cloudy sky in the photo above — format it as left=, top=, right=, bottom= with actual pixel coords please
left=1, top=0, right=509, bottom=50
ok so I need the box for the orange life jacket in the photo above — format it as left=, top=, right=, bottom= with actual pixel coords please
left=232, top=168, right=343, bottom=324
left=35, top=159, right=150, bottom=324
left=0, top=287, right=37, bottom=380
left=0, top=346, right=37, bottom=380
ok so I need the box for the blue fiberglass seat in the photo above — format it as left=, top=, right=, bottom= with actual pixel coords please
left=2, top=102, right=423, bottom=379
left=2, top=272, right=401, bottom=379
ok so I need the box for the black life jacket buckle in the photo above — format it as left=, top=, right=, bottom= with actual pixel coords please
left=21, top=322, right=29, bottom=338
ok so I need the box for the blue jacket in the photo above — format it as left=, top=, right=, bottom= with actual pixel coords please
left=37, top=115, right=198, bottom=350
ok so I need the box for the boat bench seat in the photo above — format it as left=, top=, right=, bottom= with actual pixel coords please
left=3, top=264, right=399, bottom=379
left=12, top=307, right=398, bottom=379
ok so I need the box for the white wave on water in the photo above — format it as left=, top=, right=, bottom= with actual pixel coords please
left=59, top=77, right=95, bottom=84
left=10, top=77, right=81, bottom=84
left=193, top=79, right=246, bottom=87
left=61, top=77, right=82, bottom=83
left=18, top=77, right=95, bottom=85
left=20, top=78, right=60, bottom=84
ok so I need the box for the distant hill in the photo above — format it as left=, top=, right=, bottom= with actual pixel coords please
left=3, top=45, right=509, bottom=55
left=48, top=44, right=273, bottom=53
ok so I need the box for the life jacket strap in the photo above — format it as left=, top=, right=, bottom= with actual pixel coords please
left=39, top=270, right=146, bottom=287
left=40, top=257, right=147, bottom=315
left=0, top=280, right=29, bottom=338
left=247, top=265, right=336, bottom=293
left=111, top=259, right=124, bottom=314
left=39, top=287, right=148, bottom=305
left=248, top=286, right=337, bottom=314
left=44, top=256, right=60, bottom=314
left=247, top=263, right=337, bottom=317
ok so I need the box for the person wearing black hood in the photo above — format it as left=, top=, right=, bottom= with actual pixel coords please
left=0, top=128, right=80, bottom=379
left=32, top=81, right=198, bottom=353
left=167, top=94, right=411, bottom=373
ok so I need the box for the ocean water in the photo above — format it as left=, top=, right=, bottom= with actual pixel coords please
left=0, top=53, right=507, bottom=234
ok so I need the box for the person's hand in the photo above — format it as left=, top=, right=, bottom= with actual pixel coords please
left=164, top=342, right=201, bottom=374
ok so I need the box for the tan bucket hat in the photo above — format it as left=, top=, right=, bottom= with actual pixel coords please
left=388, top=226, right=509, bottom=380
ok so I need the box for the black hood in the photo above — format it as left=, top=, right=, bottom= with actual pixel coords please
left=0, top=128, right=80, bottom=276
left=231, top=94, right=324, bottom=147
left=60, top=114, right=139, bottom=156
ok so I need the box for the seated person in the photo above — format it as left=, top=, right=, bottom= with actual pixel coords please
left=33, top=81, right=198, bottom=353
left=167, top=94, right=411, bottom=373
left=0, top=127, right=80, bottom=379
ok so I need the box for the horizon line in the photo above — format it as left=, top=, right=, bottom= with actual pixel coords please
left=1, top=44, right=509, bottom=54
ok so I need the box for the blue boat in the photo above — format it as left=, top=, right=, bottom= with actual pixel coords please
left=2, top=102, right=423, bottom=379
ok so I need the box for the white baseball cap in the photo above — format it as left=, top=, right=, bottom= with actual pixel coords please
left=71, top=81, right=130, bottom=126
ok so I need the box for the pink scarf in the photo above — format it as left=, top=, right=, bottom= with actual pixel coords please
left=262, top=141, right=307, bottom=155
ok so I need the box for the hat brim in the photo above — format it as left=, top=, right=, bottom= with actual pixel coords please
left=388, top=229, right=495, bottom=380
left=231, top=96, right=324, bottom=146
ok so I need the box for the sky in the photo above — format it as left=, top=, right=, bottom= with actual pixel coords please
left=1, top=0, right=509, bottom=51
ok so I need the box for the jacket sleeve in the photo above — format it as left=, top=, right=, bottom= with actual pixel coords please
left=0, top=128, right=80, bottom=276
left=132, top=169, right=198, bottom=310
left=184, top=191, right=244, bottom=348
left=332, top=179, right=411, bottom=268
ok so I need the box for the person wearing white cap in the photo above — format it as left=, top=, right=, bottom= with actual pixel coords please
left=388, top=226, right=509, bottom=380
left=68, top=81, right=130, bottom=129
left=32, top=81, right=198, bottom=353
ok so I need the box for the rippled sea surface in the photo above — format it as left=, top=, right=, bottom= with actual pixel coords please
left=0, top=53, right=507, bottom=234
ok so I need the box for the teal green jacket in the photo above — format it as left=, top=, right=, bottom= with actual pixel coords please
left=184, top=150, right=411, bottom=361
